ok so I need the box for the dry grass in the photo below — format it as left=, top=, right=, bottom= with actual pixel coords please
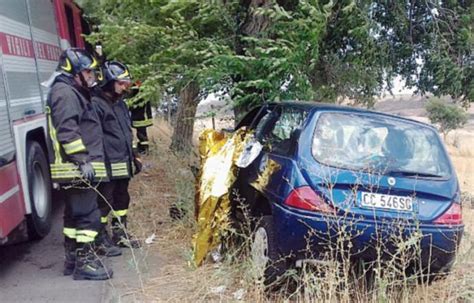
left=445, top=130, right=474, bottom=195
left=121, top=118, right=201, bottom=301
left=122, top=117, right=474, bottom=302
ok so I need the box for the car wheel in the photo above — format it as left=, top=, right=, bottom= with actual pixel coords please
left=251, top=215, right=287, bottom=285
left=425, top=256, right=455, bottom=283
left=26, top=141, right=52, bottom=239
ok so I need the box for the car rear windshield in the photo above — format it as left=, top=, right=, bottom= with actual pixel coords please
left=312, top=112, right=451, bottom=178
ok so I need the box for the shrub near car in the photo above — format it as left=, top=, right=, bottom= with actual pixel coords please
left=230, top=102, right=464, bottom=283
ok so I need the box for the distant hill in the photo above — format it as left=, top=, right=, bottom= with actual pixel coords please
left=374, top=94, right=473, bottom=131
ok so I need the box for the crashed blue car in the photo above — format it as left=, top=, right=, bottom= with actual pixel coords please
left=230, top=102, right=464, bottom=283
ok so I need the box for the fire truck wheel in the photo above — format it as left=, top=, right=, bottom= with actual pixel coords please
left=26, top=140, right=52, bottom=239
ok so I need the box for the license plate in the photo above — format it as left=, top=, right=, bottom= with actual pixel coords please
left=359, top=192, right=413, bottom=212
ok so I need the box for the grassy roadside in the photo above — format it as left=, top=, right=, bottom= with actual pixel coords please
left=123, top=118, right=474, bottom=302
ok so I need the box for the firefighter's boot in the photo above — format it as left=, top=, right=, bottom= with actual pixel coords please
left=63, top=237, right=76, bottom=276
left=138, top=144, right=149, bottom=155
left=95, top=225, right=122, bottom=257
left=73, top=243, right=113, bottom=281
left=112, top=217, right=141, bottom=248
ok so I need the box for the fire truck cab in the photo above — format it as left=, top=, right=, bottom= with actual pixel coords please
left=0, top=0, right=88, bottom=243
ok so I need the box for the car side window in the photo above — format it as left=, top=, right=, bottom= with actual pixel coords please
left=235, top=105, right=277, bottom=131
left=271, top=108, right=307, bottom=139
left=235, top=106, right=262, bottom=130
left=268, top=107, right=308, bottom=155
left=254, top=107, right=280, bottom=142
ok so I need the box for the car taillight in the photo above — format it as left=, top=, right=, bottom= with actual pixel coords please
left=284, top=186, right=334, bottom=213
left=434, top=203, right=462, bottom=225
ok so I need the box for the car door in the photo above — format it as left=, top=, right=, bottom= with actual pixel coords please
left=232, top=105, right=309, bottom=211
left=253, top=106, right=309, bottom=203
left=230, top=105, right=281, bottom=213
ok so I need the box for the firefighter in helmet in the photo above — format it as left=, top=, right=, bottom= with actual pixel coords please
left=92, top=61, right=142, bottom=251
left=46, top=48, right=112, bottom=280
left=129, top=81, right=153, bottom=155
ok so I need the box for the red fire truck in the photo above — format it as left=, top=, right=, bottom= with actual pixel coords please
left=0, top=0, right=89, bottom=244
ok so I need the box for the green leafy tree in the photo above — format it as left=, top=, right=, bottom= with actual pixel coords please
left=79, top=0, right=473, bottom=153
left=80, top=0, right=235, bottom=153
left=372, top=1, right=473, bottom=106
left=426, top=98, right=468, bottom=138
left=223, top=0, right=394, bottom=119
left=223, top=0, right=473, bottom=118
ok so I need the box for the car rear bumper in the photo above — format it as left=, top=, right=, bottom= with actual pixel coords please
left=272, top=203, right=464, bottom=268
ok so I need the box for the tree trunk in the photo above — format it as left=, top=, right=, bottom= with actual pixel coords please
left=233, top=105, right=249, bottom=125
left=241, top=0, right=272, bottom=37
left=170, top=81, right=200, bottom=154
left=232, top=0, right=273, bottom=125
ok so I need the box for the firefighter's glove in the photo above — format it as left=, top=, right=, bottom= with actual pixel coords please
left=80, top=162, right=95, bottom=181
left=133, top=157, right=143, bottom=175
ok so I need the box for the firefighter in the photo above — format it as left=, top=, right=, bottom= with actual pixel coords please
left=46, top=48, right=112, bottom=280
left=92, top=61, right=142, bottom=250
left=129, top=83, right=153, bottom=154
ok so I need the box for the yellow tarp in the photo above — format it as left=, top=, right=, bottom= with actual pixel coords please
left=192, top=128, right=281, bottom=266
left=193, top=129, right=249, bottom=266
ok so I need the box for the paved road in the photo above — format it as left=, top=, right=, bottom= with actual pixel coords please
left=0, top=193, right=160, bottom=303
left=0, top=198, right=110, bottom=303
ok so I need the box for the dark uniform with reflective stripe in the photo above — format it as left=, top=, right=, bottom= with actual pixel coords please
left=92, top=91, right=134, bottom=224
left=129, top=90, right=153, bottom=154
left=46, top=74, right=106, bottom=244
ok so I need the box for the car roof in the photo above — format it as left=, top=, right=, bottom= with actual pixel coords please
left=266, top=101, right=436, bottom=130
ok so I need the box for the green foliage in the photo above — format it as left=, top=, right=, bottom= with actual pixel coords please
left=80, top=0, right=234, bottom=107
left=218, top=1, right=329, bottom=111
left=79, top=0, right=473, bottom=112
left=375, top=1, right=473, bottom=107
left=209, top=0, right=394, bottom=116
left=425, top=98, right=468, bottom=136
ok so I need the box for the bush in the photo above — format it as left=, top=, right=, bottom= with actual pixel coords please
left=425, top=98, right=468, bottom=137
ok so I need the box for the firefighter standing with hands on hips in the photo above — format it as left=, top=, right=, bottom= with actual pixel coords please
left=92, top=61, right=142, bottom=253
left=46, top=48, right=112, bottom=280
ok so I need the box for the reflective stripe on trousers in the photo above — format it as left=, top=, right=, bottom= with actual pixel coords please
left=64, top=228, right=98, bottom=243
left=76, top=230, right=98, bottom=243
left=63, top=227, right=76, bottom=239
left=101, top=209, right=127, bottom=223
left=132, top=119, right=153, bottom=128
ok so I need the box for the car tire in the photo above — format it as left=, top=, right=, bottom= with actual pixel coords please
left=251, top=215, right=287, bottom=286
left=26, top=140, right=52, bottom=240
left=425, top=256, right=455, bottom=283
